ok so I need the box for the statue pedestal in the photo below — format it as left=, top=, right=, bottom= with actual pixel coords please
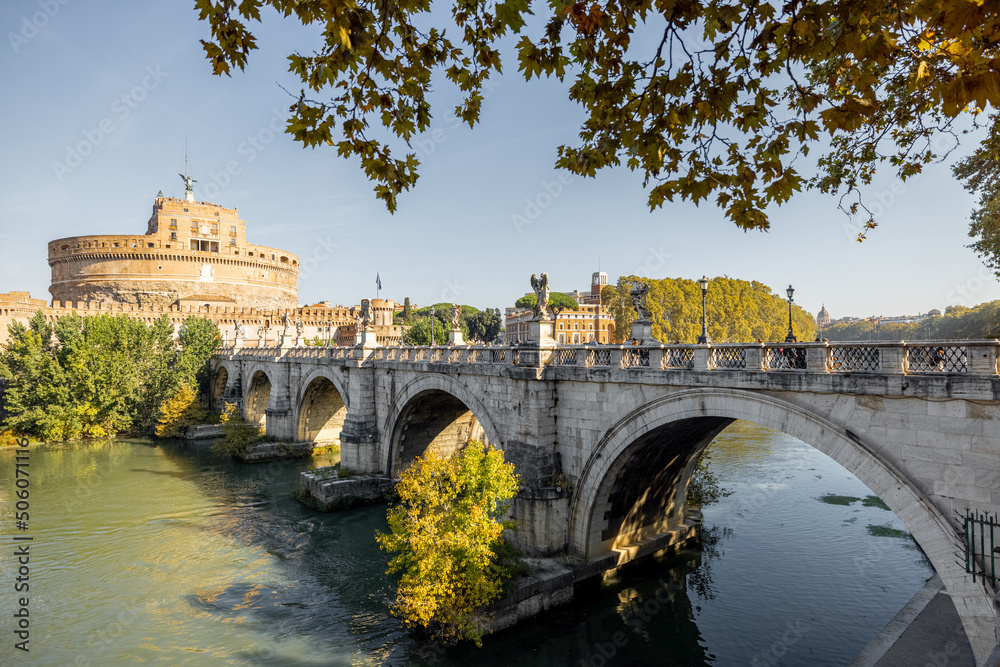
left=449, top=329, right=464, bottom=346
left=280, top=334, right=295, bottom=349
left=360, top=328, right=378, bottom=348
left=233, top=337, right=244, bottom=350
left=630, top=320, right=654, bottom=343
left=529, top=318, right=556, bottom=347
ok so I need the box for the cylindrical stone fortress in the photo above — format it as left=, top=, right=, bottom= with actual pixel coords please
left=48, top=194, right=298, bottom=310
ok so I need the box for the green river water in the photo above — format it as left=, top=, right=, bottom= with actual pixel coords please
left=0, top=421, right=933, bottom=666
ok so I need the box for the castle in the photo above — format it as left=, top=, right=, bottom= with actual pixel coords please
left=1, top=178, right=403, bottom=347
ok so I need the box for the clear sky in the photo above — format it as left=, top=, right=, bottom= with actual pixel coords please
left=2, top=1, right=999, bottom=321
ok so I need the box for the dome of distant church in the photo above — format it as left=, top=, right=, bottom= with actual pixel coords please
left=48, top=178, right=298, bottom=310
left=816, top=304, right=831, bottom=327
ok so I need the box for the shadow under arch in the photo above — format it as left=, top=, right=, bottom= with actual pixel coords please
left=296, top=372, right=348, bottom=445
left=381, top=374, right=502, bottom=476
left=244, top=369, right=271, bottom=427
left=210, top=365, right=229, bottom=410
left=570, top=387, right=996, bottom=660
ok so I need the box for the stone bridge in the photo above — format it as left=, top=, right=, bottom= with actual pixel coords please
left=212, top=339, right=1000, bottom=662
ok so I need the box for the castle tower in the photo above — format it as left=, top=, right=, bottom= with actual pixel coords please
left=591, top=271, right=608, bottom=301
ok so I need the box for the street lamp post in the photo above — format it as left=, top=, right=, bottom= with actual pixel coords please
left=785, top=285, right=797, bottom=343
left=698, top=276, right=711, bottom=344
left=430, top=306, right=435, bottom=346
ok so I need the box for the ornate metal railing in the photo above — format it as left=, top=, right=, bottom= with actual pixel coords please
left=622, top=348, right=649, bottom=368
left=556, top=349, right=578, bottom=366
left=764, top=346, right=806, bottom=370
left=907, top=345, right=967, bottom=373
left=829, top=346, right=879, bottom=372
left=214, top=340, right=1000, bottom=377
left=710, top=346, right=745, bottom=370
left=590, top=348, right=613, bottom=367
left=662, top=348, right=694, bottom=369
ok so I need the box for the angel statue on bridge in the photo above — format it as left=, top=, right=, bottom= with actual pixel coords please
left=630, top=282, right=651, bottom=322
left=451, top=304, right=462, bottom=330
left=530, top=273, right=550, bottom=319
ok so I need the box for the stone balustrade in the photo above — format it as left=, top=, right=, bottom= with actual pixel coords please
left=214, top=340, right=1000, bottom=376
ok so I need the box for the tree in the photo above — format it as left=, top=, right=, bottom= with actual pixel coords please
left=466, top=308, right=502, bottom=343
left=600, top=276, right=815, bottom=343
left=0, top=312, right=222, bottom=442
left=402, top=316, right=449, bottom=345
left=402, top=297, right=413, bottom=325
left=0, top=319, right=78, bottom=441
left=376, top=441, right=520, bottom=646
left=155, top=384, right=209, bottom=438
left=954, top=116, right=1000, bottom=277
left=820, top=300, right=1000, bottom=341
left=514, top=293, right=579, bottom=312
left=196, top=0, right=1000, bottom=239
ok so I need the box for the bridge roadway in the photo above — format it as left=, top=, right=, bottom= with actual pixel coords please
left=212, top=339, right=1000, bottom=663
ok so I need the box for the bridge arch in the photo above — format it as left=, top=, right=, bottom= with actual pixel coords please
left=570, top=387, right=995, bottom=658
left=210, top=364, right=230, bottom=410
left=243, top=367, right=272, bottom=427
left=296, top=367, right=349, bottom=444
left=381, top=374, right=502, bottom=476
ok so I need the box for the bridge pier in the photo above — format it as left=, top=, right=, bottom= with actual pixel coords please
left=340, top=363, right=381, bottom=473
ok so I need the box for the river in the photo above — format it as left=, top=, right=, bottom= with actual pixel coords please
left=0, top=421, right=932, bottom=665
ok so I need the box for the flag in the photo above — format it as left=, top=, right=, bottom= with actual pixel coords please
left=376, top=273, right=382, bottom=291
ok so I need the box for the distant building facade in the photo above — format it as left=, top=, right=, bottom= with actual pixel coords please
left=504, top=303, right=616, bottom=344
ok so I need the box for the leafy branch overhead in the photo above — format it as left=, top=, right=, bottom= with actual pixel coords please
left=196, top=0, right=1000, bottom=235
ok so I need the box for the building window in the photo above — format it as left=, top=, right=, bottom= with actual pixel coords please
left=230, top=238, right=236, bottom=245
left=211, top=223, right=218, bottom=233
left=169, top=219, right=177, bottom=229
left=189, top=239, right=220, bottom=252
left=170, top=232, right=177, bottom=241
left=184, top=208, right=188, bottom=212
left=191, top=221, right=198, bottom=231
left=230, top=225, right=236, bottom=234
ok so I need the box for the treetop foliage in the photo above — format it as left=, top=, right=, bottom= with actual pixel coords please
left=514, top=292, right=579, bottom=311
left=601, top=275, right=816, bottom=343
left=197, top=0, right=1000, bottom=240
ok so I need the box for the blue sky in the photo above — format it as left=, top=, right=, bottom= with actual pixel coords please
left=2, top=0, right=998, bottom=320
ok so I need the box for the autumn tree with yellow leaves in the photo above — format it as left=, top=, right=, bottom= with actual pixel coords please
left=376, top=441, right=521, bottom=646
left=602, top=275, right=816, bottom=343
